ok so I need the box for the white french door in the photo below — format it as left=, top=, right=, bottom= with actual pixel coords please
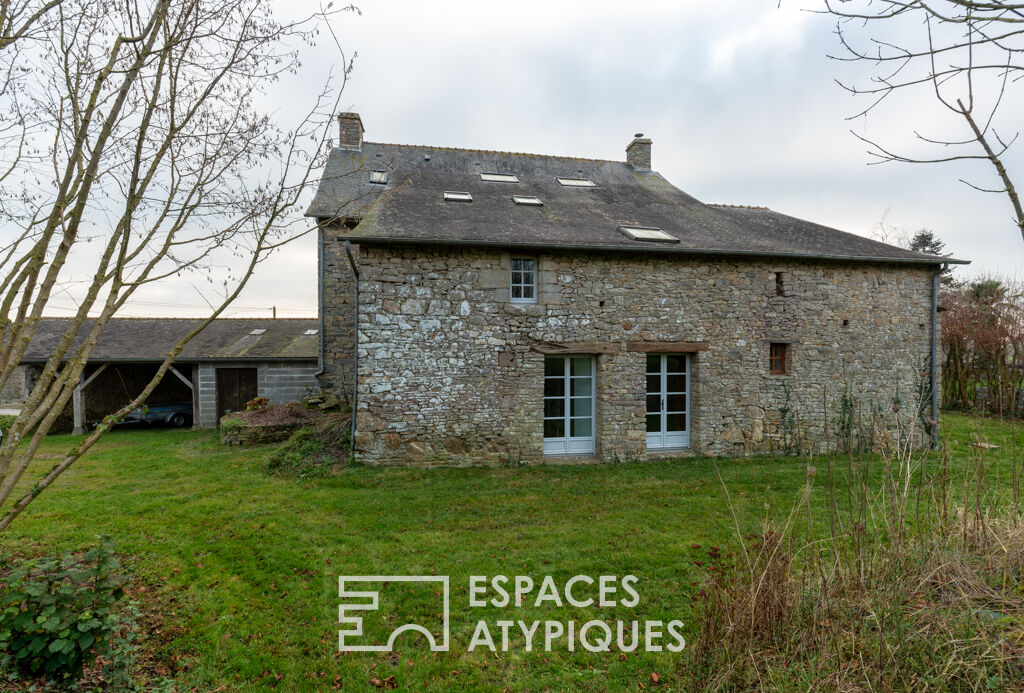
left=543, top=356, right=595, bottom=455
left=646, top=354, right=690, bottom=449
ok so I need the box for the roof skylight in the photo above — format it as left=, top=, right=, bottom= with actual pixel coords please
left=480, top=172, right=519, bottom=183
left=369, top=170, right=388, bottom=184
left=249, top=328, right=267, bottom=335
left=619, top=226, right=679, bottom=243
left=557, top=177, right=596, bottom=187
left=443, top=191, right=473, bottom=202
left=512, top=195, right=543, bottom=206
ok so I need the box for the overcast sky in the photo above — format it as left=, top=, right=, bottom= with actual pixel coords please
left=110, top=0, right=1023, bottom=318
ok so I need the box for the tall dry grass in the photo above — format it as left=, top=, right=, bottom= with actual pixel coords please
left=683, top=405, right=1024, bottom=692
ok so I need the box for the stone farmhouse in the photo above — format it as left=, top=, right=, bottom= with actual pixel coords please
left=307, top=113, right=964, bottom=465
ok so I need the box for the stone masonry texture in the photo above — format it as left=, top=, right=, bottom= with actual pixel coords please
left=337, top=113, right=363, bottom=150
left=626, top=137, right=652, bottom=171
left=0, top=365, right=27, bottom=404
left=318, top=231, right=357, bottom=398
left=322, top=238, right=935, bottom=466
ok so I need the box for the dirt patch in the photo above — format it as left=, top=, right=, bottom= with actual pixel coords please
left=225, top=400, right=317, bottom=427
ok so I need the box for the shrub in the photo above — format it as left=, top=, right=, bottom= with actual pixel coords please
left=0, top=414, right=15, bottom=436
left=0, top=537, right=127, bottom=681
left=219, top=416, right=244, bottom=431
left=266, top=413, right=351, bottom=477
left=245, top=396, right=270, bottom=411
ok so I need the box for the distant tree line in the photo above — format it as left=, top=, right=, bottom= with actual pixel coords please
left=940, top=276, right=1024, bottom=415
left=897, top=231, right=1021, bottom=415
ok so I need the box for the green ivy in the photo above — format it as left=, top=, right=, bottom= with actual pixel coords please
left=0, top=537, right=127, bottom=681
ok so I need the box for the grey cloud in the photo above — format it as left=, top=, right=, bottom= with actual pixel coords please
left=95, top=1, right=1024, bottom=317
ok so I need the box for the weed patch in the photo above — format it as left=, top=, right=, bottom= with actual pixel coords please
left=265, top=413, right=351, bottom=477
left=683, top=413, right=1024, bottom=691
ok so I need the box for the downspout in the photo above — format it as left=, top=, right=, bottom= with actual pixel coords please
left=930, top=266, right=944, bottom=450
left=345, top=240, right=359, bottom=445
left=314, top=225, right=326, bottom=379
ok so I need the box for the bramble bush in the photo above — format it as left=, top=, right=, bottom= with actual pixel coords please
left=0, top=537, right=127, bottom=681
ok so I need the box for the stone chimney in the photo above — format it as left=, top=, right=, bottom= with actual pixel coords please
left=626, top=133, right=652, bottom=171
left=337, top=112, right=364, bottom=151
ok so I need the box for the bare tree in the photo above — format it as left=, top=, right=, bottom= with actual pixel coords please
left=0, top=0, right=357, bottom=532
left=823, top=1, right=1024, bottom=242
left=0, top=0, right=64, bottom=51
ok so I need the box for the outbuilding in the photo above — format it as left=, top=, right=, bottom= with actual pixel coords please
left=20, top=318, right=319, bottom=432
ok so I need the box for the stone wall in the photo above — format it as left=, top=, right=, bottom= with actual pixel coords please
left=0, top=365, right=27, bottom=404
left=325, top=242, right=936, bottom=466
left=219, top=419, right=300, bottom=446
left=319, top=231, right=358, bottom=399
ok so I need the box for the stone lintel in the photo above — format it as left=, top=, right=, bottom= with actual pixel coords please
left=625, top=341, right=709, bottom=353
left=530, top=341, right=620, bottom=355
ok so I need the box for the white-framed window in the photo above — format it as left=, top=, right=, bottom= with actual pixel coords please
left=510, top=258, right=537, bottom=303
left=556, top=177, right=596, bottom=187
left=544, top=355, right=596, bottom=455
left=512, top=195, right=543, bottom=206
left=619, top=226, right=679, bottom=243
left=480, top=172, right=519, bottom=183
left=646, top=354, right=690, bottom=450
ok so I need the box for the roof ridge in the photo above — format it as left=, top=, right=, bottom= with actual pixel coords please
left=708, top=203, right=771, bottom=211
left=361, top=141, right=619, bottom=164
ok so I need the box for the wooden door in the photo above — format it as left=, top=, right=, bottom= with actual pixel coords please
left=216, top=367, right=258, bottom=421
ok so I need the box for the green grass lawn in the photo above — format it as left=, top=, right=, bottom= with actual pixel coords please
left=1, top=413, right=1022, bottom=691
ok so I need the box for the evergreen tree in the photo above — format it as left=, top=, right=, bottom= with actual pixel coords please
left=908, top=230, right=953, bottom=284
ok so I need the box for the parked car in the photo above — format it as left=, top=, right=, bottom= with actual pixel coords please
left=120, top=402, right=193, bottom=428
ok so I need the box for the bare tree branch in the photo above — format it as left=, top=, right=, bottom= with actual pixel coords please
left=0, top=0, right=360, bottom=532
left=821, top=0, right=1024, bottom=242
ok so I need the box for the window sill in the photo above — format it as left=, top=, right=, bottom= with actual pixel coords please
left=504, top=302, right=545, bottom=316
left=646, top=447, right=696, bottom=459
left=541, top=454, right=602, bottom=465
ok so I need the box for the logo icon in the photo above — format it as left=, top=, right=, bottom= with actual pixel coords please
left=338, top=575, right=450, bottom=652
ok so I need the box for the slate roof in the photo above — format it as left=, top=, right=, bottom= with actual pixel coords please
left=306, top=141, right=966, bottom=266
left=19, top=318, right=319, bottom=364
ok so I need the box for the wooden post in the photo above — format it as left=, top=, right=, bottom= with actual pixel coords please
left=72, top=383, right=85, bottom=435
left=191, top=365, right=200, bottom=430
left=72, top=364, right=108, bottom=435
